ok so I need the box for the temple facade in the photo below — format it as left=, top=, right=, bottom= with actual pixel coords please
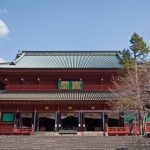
left=0, top=50, right=146, bottom=135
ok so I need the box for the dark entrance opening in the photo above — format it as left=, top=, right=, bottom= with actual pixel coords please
left=0, top=81, right=5, bottom=90
left=105, top=112, right=122, bottom=127
left=21, top=113, right=32, bottom=128
left=61, top=113, right=78, bottom=130
left=107, top=118, right=119, bottom=127
left=22, top=118, right=32, bottom=127
left=39, top=117, right=55, bottom=131
left=84, top=113, right=102, bottom=131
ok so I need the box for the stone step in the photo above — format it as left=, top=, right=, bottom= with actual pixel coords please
left=0, top=135, right=149, bottom=150
left=32, top=131, right=104, bottom=136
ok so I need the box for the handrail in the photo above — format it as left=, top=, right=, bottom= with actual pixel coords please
left=0, top=126, right=33, bottom=135
left=106, top=127, right=130, bottom=136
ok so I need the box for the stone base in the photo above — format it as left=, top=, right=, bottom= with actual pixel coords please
left=34, top=131, right=104, bottom=136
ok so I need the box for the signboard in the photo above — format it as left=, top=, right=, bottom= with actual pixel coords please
left=58, top=80, right=83, bottom=90
left=60, top=81, right=70, bottom=89
left=72, top=81, right=81, bottom=89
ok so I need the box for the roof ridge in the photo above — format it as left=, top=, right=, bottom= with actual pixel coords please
left=22, top=50, right=120, bottom=53
left=13, top=52, right=25, bottom=64
left=20, top=50, right=120, bottom=56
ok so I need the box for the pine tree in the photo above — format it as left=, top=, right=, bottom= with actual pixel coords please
left=121, top=49, right=135, bottom=70
left=111, top=33, right=150, bottom=135
left=121, top=32, right=149, bottom=69
left=130, top=32, right=149, bottom=61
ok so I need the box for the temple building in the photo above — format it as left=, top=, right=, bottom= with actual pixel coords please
left=0, top=50, right=148, bottom=135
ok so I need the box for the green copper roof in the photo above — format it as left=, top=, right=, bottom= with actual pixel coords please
left=0, top=90, right=114, bottom=101
left=0, top=51, right=122, bottom=69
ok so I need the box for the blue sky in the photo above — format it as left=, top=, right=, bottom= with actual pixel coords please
left=0, top=0, right=150, bottom=61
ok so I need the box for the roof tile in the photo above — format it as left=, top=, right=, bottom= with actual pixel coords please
left=0, top=51, right=122, bottom=69
left=0, top=90, right=115, bottom=101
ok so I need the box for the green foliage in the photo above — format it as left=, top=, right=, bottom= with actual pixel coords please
left=121, top=32, right=149, bottom=70
left=121, top=49, right=135, bottom=70
left=130, top=32, right=149, bottom=60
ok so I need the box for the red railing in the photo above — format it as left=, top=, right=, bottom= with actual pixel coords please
left=0, top=126, right=33, bottom=135
left=145, top=122, right=150, bottom=133
left=14, top=127, right=33, bottom=135
left=132, top=124, right=140, bottom=135
left=105, top=127, right=130, bottom=136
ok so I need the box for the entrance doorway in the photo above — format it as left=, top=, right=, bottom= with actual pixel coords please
left=61, top=113, right=78, bottom=130
left=20, top=113, right=32, bottom=127
left=84, top=112, right=102, bottom=131
left=105, top=112, right=120, bottom=127
left=0, top=81, right=5, bottom=90
left=39, top=113, right=55, bottom=131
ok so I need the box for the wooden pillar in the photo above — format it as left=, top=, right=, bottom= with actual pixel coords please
left=21, top=78, right=24, bottom=90
left=37, top=78, right=40, bottom=90
left=102, top=112, right=105, bottom=131
left=33, top=110, right=36, bottom=132
left=4, top=78, right=8, bottom=90
left=82, top=112, right=85, bottom=131
left=37, top=113, right=39, bottom=131
left=14, top=112, right=17, bottom=129
left=0, top=111, right=1, bottom=123
left=55, top=112, right=58, bottom=131
left=78, top=112, right=81, bottom=131
left=80, top=112, right=84, bottom=131
left=19, top=112, right=23, bottom=127
left=32, top=112, right=34, bottom=131
left=57, top=112, right=61, bottom=130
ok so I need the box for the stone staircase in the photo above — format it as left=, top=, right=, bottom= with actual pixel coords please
left=0, top=133, right=150, bottom=150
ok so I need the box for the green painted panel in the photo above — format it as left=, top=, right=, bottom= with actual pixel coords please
left=58, top=80, right=61, bottom=89
left=146, top=112, right=150, bottom=121
left=2, top=112, right=14, bottom=122
left=124, top=112, right=135, bottom=122
left=69, top=81, right=72, bottom=89
left=80, top=81, right=83, bottom=89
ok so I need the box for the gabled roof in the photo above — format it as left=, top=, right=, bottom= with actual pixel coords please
left=0, top=51, right=122, bottom=69
left=0, top=90, right=114, bottom=101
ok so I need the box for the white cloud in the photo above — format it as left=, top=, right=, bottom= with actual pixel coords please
left=0, top=20, right=10, bottom=38
left=0, top=57, right=6, bottom=63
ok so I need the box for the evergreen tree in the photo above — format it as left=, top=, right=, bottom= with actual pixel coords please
left=111, top=33, right=150, bottom=135
left=130, top=32, right=149, bottom=61
left=121, top=32, right=149, bottom=69
left=121, top=49, right=135, bottom=70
